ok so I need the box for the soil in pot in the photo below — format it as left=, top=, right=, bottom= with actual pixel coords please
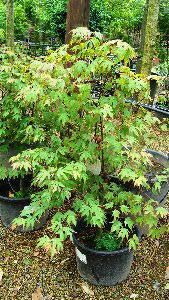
left=0, top=177, right=48, bottom=232
left=73, top=217, right=140, bottom=286
left=78, top=227, right=123, bottom=252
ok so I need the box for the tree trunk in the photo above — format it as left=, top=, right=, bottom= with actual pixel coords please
left=65, top=0, right=90, bottom=43
left=137, top=0, right=160, bottom=76
left=6, top=0, right=14, bottom=49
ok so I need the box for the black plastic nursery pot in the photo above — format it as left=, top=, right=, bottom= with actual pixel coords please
left=150, top=77, right=158, bottom=100
left=125, top=99, right=169, bottom=119
left=0, top=178, right=48, bottom=232
left=142, top=149, right=169, bottom=206
left=137, top=149, right=169, bottom=236
left=73, top=218, right=140, bottom=286
left=111, top=149, right=169, bottom=207
left=0, top=148, right=18, bottom=168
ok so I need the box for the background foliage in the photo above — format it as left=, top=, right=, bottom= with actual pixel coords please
left=0, top=0, right=168, bottom=55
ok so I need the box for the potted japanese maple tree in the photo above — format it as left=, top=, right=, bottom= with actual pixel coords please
left=9, top=28, right=168, bottom=284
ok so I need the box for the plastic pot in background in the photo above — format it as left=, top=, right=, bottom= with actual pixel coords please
left=73, top=217, right=140, bottom=286
left=150, top=78, right=158, bottom=100
left=110, top=149, right=169, bottom=236
left=142, top=149, right=169, bottom=205
left=112, top=149, right=169, bottom=207
left=0, top=178, right=48, bottom=232
left=137, top=149, right=169, bottom=236
left=132, top=149, right=169, bottom=236
left=0, top=149, right=18, bottom=168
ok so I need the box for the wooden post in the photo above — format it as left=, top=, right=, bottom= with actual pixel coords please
left=6, top=0, right=14, bottom=49
left=65, top=0, right=90, bottom=43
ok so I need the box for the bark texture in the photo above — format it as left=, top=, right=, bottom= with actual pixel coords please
left=65, top=0, right=90, bottom=43
left=6, top=0, right=14, bottom=49
left=138, top=0, right=160, bottom=76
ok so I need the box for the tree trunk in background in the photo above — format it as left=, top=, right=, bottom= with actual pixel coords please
left=6, top=0, right=14, bottom=49
left=137, top=0, right=160, bottom=76
left=65, top=0, right=90, bottom=43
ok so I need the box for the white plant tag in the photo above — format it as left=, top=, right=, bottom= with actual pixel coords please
left=75, top=248, right=87, bottom=264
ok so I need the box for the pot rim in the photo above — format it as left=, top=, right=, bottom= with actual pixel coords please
left=73, top=233, right=131, bottom=256
left=0, top=195, right=30, bottom=203
left=72, top=219, right=141, bottom=256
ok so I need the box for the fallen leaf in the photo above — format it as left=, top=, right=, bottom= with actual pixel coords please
left=32, top=287, right=44, bottom=300
left=13, top=286, right=21, bottom=292
left=165, top=283, right=169, bottom=290
left=9, top=192, right=14, bottom=197
left=4, top=257, right=9, bottom=263
left=23, top=247, right=32, bottom=254
left=0, top=268, right=3, bottom=282
left=33, top=251, right=40, bottom=257
left=81, top=282, right=94, bottom=296
left=11, top=223, right=17, bottom=231
left=23, top=258, right=33, bottom=265
left=154, top=240, right=160, bottom=247
left=60, top=258, right=69, bottom=265
left=165, top=266, right=169, bottom=280
left=130, top=294, right=139, bottom=299
left=152, top=280, right=160, bottom=291
left=13, top=260, right=18, bottom=264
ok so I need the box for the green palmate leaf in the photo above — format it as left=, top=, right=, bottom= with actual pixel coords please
left=119, top=168, right=137, bottom=181
left=66, top=210, right=77, bottom=226
left=148, top=226, right=168, bottom=239
left=146, top=216, right=158, bottom=228
left=124, top=217, right=134, bottom=230
left=134, top=176, right=147, bottom=187
left=105, top=202, right=114, bottom=209
left=118, top=228, right=129, bottom=239
left=128, top=234, right=139, bottom=250
left=156, top=207, right=168, bottom=218
left=120, top=205, right=130, bottom=214
left=130, top=204, right=142, bottom=215
left=112, top=209, right=120, bottom=219
left=111, top=220, right=122, bottom=233
left=105, top=192, right=114, bottom=201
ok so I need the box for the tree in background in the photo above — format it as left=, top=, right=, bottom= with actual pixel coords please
left=65, top=0, right=90, bottom=43
left=0, top=1, right=6, bottom=43
left=158, top=0, right=169, bottom=62
left=101, top=0, right=146, bottom=45
left=6, top=0, right=14, bottom=48
left=0, top=0, right=167, bottom=58
left=138, top=0, right=160, bottom=75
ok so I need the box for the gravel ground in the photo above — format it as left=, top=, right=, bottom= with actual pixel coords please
left=0, top=214, right=168, bottom=300
left=0, top=125, right=168, bottom=300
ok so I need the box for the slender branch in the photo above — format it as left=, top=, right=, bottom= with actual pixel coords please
left=100, top=116, right=104, bottom=174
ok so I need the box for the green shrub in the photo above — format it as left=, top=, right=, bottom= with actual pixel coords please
left=0, top=28, right=167, bottom=256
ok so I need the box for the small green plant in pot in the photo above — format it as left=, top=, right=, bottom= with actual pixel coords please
left=10, top=28, right=168, bottom=285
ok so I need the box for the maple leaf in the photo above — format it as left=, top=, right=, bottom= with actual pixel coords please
left=165, top=266, right=169, bottom=280
left=0, top=268, right=3, bottom=282
left=81, top=282, right=94, bottom=296
left=32, top=287, right=44, bottom=300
